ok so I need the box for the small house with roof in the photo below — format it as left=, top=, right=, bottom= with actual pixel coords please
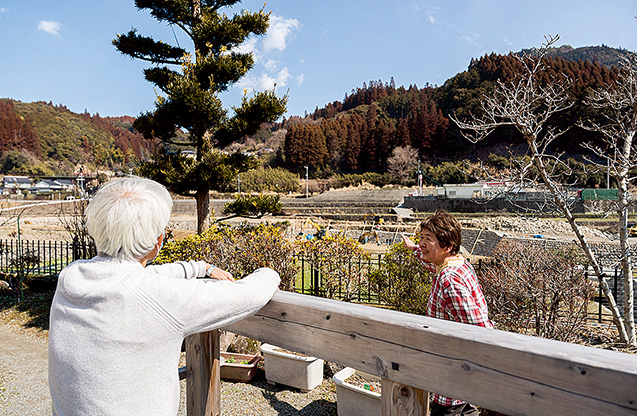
left=2, top=176, right=32, bottom=195
left=33, top=178, right=77, bottom=194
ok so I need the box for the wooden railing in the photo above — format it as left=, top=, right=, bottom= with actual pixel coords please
left=184, top=290, right=637, bottom=416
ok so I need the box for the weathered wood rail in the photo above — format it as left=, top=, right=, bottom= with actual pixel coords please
left=185, top=290, right=637, bottom=416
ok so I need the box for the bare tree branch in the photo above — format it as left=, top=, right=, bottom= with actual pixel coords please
left=452, top=34, right=634, bottom=345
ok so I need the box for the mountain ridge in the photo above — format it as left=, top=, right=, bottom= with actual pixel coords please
left=0, top=44, right=630, bottom=176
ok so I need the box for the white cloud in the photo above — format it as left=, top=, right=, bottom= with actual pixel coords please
left=412, top=2, right=438, bottom=24
left=265, top=67, right=291, bottom=89
left=235, top=37, right=258, bottom=55
left=232, top=15, right=300, bottom=95
left=295, top=74, right=305, bottom=86
left=239, top=67, right=292, bottom=91
left=38, top=20, right=62, bottom=36
left=0, top=7, right=8, bottom=15
left=460, top=32, right=482, bottom=49
left=263, top=58, right=279, bottom=72
left=263, top=15, right=300, bottom=53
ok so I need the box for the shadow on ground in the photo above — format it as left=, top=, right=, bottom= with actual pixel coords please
left=220, top=369, right=338, bottom=416
left=261, top=386, right=337, bottom=416
left=0, top=288, right=54, bottom=331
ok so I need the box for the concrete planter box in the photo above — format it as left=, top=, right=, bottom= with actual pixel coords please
left=260, top=343, right=324, bottom=392
left=220, top=352, right=261, bottom=382
left=333, top=367, right=381, bottom=416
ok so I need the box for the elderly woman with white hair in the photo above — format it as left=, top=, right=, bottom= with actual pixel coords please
left=48, top=176, right=280, bottom=416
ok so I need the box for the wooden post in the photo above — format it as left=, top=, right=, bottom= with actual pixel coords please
left=381, top=379, right=430, bottom=416
left=185, top=330, right=221, bottom=416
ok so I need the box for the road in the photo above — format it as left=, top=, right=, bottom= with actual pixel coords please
left=0, top=325, right=50, bottom=415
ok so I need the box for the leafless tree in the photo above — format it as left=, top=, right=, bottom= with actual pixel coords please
left=578, top=54, right=637, bottom=344
left=479, top=240, right=592, bottom=343
left=56, top=200, right=96, bottom=261
left=451, top=35, right=634, bottom=345
left=387, top=145, right=418, bottom=185
left=0, top=203, right=40, bottom=301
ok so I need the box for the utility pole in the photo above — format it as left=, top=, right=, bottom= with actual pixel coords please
left=305, top=166, right=309, bottom=199
left=77, top=175, right=85, bottom=199
left=237, top=173, right=241, bottom=194
left=417, top=159, right=423, bottom=196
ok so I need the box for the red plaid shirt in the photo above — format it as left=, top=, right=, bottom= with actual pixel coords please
left=413, top=249, right=493, bottom=406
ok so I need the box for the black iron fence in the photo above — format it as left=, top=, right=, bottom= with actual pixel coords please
left=294, top=254, right=384, bottom=304
left=1, top=239, right=623, bottom=324
left=584, top=266, right=626, bottom=325
left=0, top=238, right=95, bottom=277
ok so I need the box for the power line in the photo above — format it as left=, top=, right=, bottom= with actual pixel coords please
left=170, top=25, right=181, bottom=49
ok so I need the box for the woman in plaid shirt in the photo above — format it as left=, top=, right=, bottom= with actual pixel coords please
left=403, top=209, right=493, bottom=416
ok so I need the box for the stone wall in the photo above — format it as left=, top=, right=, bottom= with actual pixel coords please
left=403, top=196, right=586, bottom=214
left=461, top=226, right=637, bottom=268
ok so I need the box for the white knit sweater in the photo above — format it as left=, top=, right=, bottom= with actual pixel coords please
left=48, top=257, right=280, bottom=416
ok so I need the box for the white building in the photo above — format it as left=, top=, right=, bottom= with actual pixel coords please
left=2, top=176, right=32, bottom=194
left=33, top=179, right=76, bottom=194
left=436, top=182, right=508, bottom=199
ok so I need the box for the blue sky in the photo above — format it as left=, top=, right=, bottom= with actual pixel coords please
left=1, top=1, right=636, bottom=118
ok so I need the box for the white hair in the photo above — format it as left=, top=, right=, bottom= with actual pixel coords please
left=85, top=177, right=173, bottom=260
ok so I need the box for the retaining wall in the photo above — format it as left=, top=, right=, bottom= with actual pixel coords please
left=403, top=196, right=586, bottom=214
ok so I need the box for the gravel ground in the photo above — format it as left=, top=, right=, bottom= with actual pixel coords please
left=0, top=325, right=50, bottom=415
left=176, top=367, right=337, bottom=416
left=0, top=323, right=337, bottom=416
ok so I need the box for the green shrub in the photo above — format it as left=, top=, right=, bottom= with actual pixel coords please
left=369, top=243, right=432, bottom=315
left=330, top=172, right=392, bottom=188
left=155, top=223, right=298, bottom=291
left=223, top=194, right=282, bottom=218
left=239, top=167, right=300, bottom=193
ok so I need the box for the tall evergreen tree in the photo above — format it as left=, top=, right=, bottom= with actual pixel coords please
left=114, top=0, right=287, bottom=233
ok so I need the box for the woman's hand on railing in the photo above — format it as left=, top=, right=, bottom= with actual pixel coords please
left=205, top=263, right=234, bottom=281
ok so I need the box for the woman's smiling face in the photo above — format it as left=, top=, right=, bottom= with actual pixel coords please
left=418, top=229, right=451, bottom=266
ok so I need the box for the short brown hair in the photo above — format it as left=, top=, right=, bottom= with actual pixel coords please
left=419, top=209, right=461, bottom=255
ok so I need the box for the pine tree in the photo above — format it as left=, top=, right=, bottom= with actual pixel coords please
left=114, top=0, right=287, bottom=233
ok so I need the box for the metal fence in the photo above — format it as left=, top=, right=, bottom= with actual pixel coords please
left=294, top=254, right=384, bottom=304
left=0, top=238, right=95, bottom=277
left=583, top=266, right=635, bottom=325
left=1, top=239, right=622, bottom=325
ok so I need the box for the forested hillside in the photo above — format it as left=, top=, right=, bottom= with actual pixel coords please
left=521, top=44, right=633, bottom=67
left=279, top=47, right=623, bottom=174
left=284, top=81, right=448, bottom=173
left=0, top=99, right=151, bottom=176
left=0, top=100, right=40, bottom=158
left=0, top=44, right=629, bottom=180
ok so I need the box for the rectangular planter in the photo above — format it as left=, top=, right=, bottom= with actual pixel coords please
left=260, top=343, right=324, bottom=392
left=333, top=367, right=381, bottom=416
left=220, top=352, right=261, bottom=382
